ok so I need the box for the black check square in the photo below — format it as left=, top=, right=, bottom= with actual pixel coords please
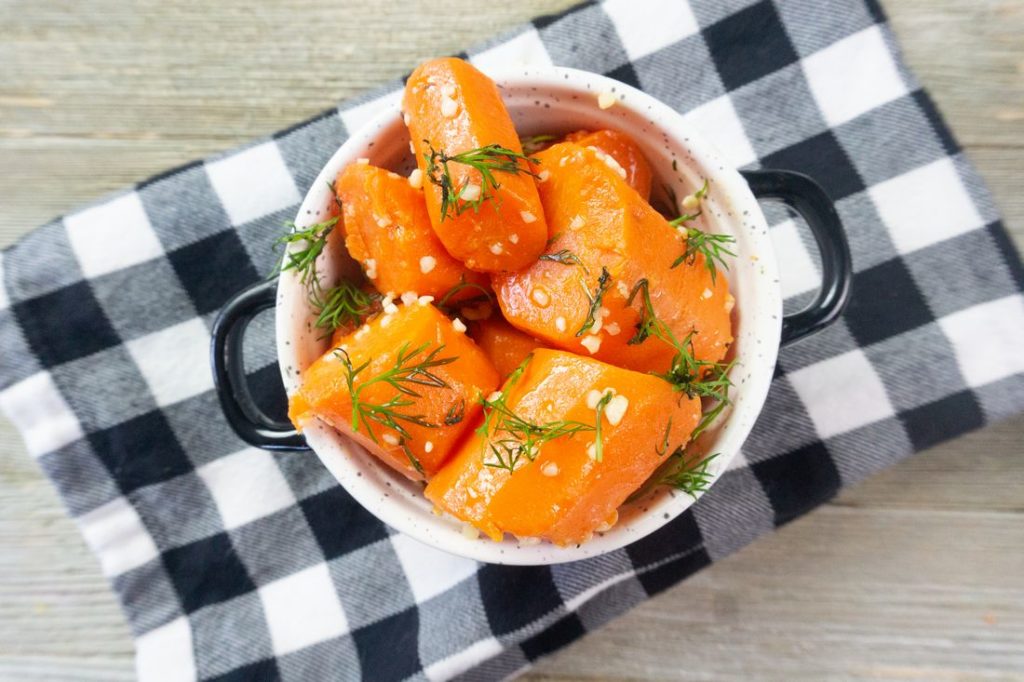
left=207, top=659, right=279, bottom=682
left=627, top=512, right=710, bottom=595
left=351, top=607, right=421, bottom=682
left=763, top=130, right=866, bottom=201
left=300, top=486, right=389, bottom=560
left=703, top=0, right=799, bottom=90
left=751, top=442, right=842, bottom=526
left=88, top=410, right=194, bottom=495
left=520, top=613, right=585, bottom=662
left=168, top=230, right=259, bottom=316
left=845, top=257, right=933, bottom=347
left=901, top=391, right=985, bottom=451
left=477, top=565, right=563, bottom=636
left=162, top=532, right=256, bottom=613
left=13, top=281, right=121, bottom=368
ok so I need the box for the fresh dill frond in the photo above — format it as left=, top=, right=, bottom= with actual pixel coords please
left=444, top=399, right=465, bottom=426
left=666, top=180, right=735, bottom=284
left=424, top=142, right=540, bottom=221
left=520, top=134, right=557, bottom=154
left=655, top=417, right=673, bottom=456
left=575, top=267, right=612, bottom=337
left=310, top=279, right=379, bottom=334
left=626, top=279, right=734, bottom=440
left=334, top=342, right=457, bottom=445
left=592, top=391, right=614, bottom=463
left=538, top=248, right=587, bottom=270
left=436, top=276, right=493, bottom=314
left=271, top=216, right=339, bottom=290
left=399, top=439, right=425, bottom=475
left=661, top=452, right=719, bottom=498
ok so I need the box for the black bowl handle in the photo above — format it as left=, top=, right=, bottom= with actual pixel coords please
left=741, top=170, right=852, bottom=346
left=210, top=279, right=309, bottom=451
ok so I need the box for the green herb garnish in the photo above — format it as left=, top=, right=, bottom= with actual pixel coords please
left=424, top=142, right=540, bottom=221
left=539, top=249, right=586, bottom=269
left=520, top=134, right=557, bottom=154
left=436, top=276, right=494, bottom=315
left=444, top=399, right=465, bottom=426
left=272, top=216, right=339, bottom=290
left=311, top=279, right=379, bottom=334
left=334, top=342, right=457, bottom=447
left=661, top=452, right=719, bottom=498
left=592, top=391, right=614, bottom=463
left=667, top=180, right=735, bottom=284
left=575, top=267, right=612, bottom=337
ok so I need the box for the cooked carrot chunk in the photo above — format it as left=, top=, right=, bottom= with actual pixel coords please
left=424, top=349, right=701, bottom=545
left=335, top=162, right=487, bottom=299
left=564, top=129, right=653, bottom=200
left=289, top=302, right=499, bottom=480
left=468, top=315, right=547, bottom=379
left=492, top=141, right=733, bottom=374
left=403, top=58, right=548, bottom=272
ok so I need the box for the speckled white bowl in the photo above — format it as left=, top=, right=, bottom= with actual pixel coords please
left=276, top=66, right=781, bottom=565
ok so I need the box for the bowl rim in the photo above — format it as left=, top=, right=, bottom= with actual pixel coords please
left=276, top=64, right=782, bottom=564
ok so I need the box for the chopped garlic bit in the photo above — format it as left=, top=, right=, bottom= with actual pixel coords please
left=559, top=156, right=570, bottom=168
left=354, top=325, right=370, bottom=340
left=409, top=140, right=416, bottom=154
left=441, top=84, right=456, bottom=98
left=403, top=112, right=411, bottom=126
left=702, top=288, right=713, bottom=300
left=356, top=157, right=370, bottom=165
left=595, top=510, right=618, bottom=533
left=380, top=315, right=392, bottom=327
left=508, top=233, right=519, bottom=244
left=616, top=280, right=630, bottom=298
left=586, top=387, right=615, bottom=410
left=586, top=441, right=598, bottom=459
left=440, top=96, right=459, bottom=118
left=569, top=214, right=585, bottom=230
left=376, top=215, right=391, bottom=228
left=605, top=394, right=629, bottom=426
left=541, top=461, right=559, bottom=477
left=417, top=295, right=434, bottom=306
left=383, top=300, right=399, bottom=315
left=452, top=317, right=467, bottom=333
left=555, top=316, right=567, bottom=333
left=424, top=441, right=434, bottom=454
left=467, top=487, right=478, bottom=500
left=725, top=293, right=736, bottom=314
left=382, top=433, right=400, bottom=446
left=461, top=183, right=481, bottom=202
left=581, top=335, right=602, bottom=354
left=489, top=242, right=504, bottom=255
left=486, top=391, right=503, bottom=402
left=408, top=168, right=423, bottom=189
left=518, top=536, right=542, bottom=546
left=419, top=255, right=436, bottom=274
left=682, top=193, right=701, bottom=211
left=598, top=306, right=610, bottom=319
left=461, top=524, right=479, bottom=540
left=597, top=91, right=616, bottom=109
left=605, top=322, right=621, bottom=336
left=520, top=210, right=537, bottom=224
left=364, top=259, right=378, bottom=279
left=590, top=314, right=603, bottom=334
left=531, top=287, right=550, bottom=307
left=538, top=169, right=551, bottom=183
left=401, top=291, right=418, bottom=306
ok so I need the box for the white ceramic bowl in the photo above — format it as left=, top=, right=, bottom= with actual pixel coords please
left=258, top=66, right=841, bottom=564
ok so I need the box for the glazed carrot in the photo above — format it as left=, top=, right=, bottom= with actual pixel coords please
left=468, top=315, right=547, bottom=378
left=403, top=58, right=548, bottom=272
left=424, top=350, right=701, bottom=545
left=492, top=141, right=733, bottom=374
left=564, top=129, right=653, bottom=200
left=335, top=161, right=487, bottom=300
left=289, top=301, right=499, bottom=480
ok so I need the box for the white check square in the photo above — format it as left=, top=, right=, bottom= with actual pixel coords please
left=802, top=25, right=908, bottom=127
left=126, top=318, right=214, bottom=407
left=603, top=0, right=698, bottom=61
left=939, top=295, right=1024, bottom=389
left=135, top=616, right=196, bottom=682
left=681, top=95, right=758, bottom=169
left=339, top=89, right=403, bottom=136
left=64, top=193, right=165, bottom=278
left=78, top=496, right=160, bottom=577
left=390, top=533, right=479, bottom=604
left=260, top=563, right=349, bottom=656
left=788, top=349, right=895, bottom=440
left=471, top=28, right=554, bottom=74
left=771, top=219, right=820, bottom=299
left=869, top=158, right=984, bottom=255
left=0, top=371, right=83, bottom=458
left=198, top=447, right=297, bottom=530
left=205, top=142, right=301, bottom=226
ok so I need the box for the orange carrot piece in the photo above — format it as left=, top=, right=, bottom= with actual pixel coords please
left=468, top=315, right=547, bottom=379
left=403, top=58, right=548, bottom=272
left=335, top=162, right=487, bottom=299
left=564, top=129, right=653, bottom=200
left=425, top=349, right=701, bottom=545
left=289, top=302, right=499, bottom=480
left=492, top=141, right=733, bottom=373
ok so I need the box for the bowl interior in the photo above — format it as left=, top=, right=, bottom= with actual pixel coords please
left=276, top=67, right=782, bottom=564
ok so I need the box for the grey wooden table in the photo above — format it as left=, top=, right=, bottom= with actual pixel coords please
left=1, top=1, right=1022, bottom=680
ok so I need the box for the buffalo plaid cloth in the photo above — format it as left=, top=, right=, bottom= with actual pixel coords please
left=2, top=0, right=1023, bottom=679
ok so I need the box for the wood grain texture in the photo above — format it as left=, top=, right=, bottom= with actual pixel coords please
left=0, top=0, right=1021, bottom=680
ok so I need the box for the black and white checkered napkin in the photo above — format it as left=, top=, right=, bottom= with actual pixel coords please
left=2, top=0, right=1023, bottom=679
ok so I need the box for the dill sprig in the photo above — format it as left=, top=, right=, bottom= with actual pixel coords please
left=661, top=452, right=719, bottom=498
left=310, top=279, right=379, bottom=334
left=477, top=355, right=602, bottom=473
left=520, top=134, right=557, bottom=154
left=424, top=142, right=540, bottom=221
left=575, top=267, right=612, bottom=337
left=592, top=391, right=614, bottom=463
left=334, top=342, right=457, bottom=462
left=436, top=276, right=493, bottom=314
left=626, top=279, right=735, bottom=436
left=272, top=216, right=339, bottom=290
left=444, top=399, right=465, bottom=426
left=539, top=248, right=588, bottom=271
left=666, top=180, right=735, bottom=284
